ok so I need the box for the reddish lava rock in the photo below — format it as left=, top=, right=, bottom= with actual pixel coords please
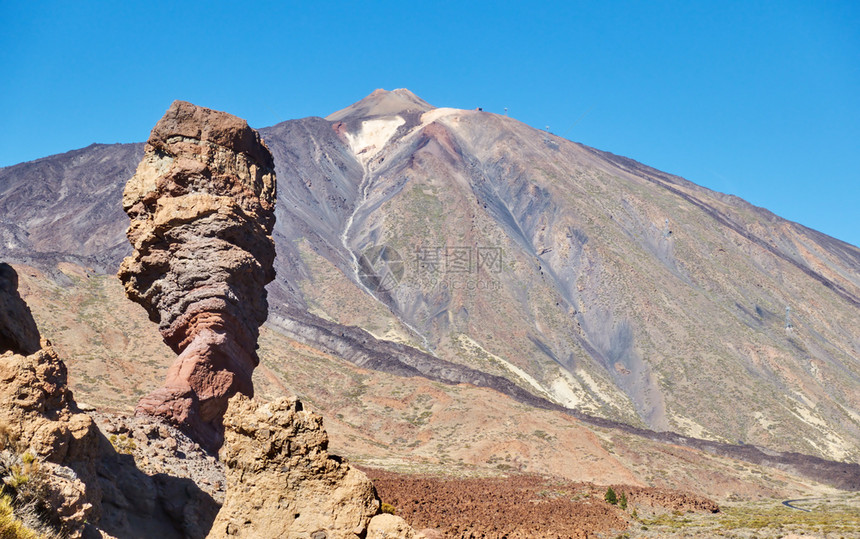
left=364, top=470, right=720, bottom=538
left=365, top=470, right=629, bottom=539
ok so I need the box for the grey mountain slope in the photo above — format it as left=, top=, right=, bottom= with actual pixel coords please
left=0, top=142, right=142, bottom=272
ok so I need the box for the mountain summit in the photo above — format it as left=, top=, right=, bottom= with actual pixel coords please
left=325, top=88, right=435, bottom=122
left=269, top=90, right=860, bottom=462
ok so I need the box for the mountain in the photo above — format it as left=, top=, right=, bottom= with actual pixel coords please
left=1, top=89, right=858, bottom=470
left=0, top=142, right=143, bottom=273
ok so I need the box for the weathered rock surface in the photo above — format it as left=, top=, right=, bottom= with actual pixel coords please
left=0, top=263, right=41, bottom=355
left=0, top=266, right=101, bottom=535
left=210, top=394, right=419, bottom=539
left=119, top=100, right=276, bottom=451
left=615, top=484, right=719, bottom=513
left=366, top=514, right=424, bottom=539
left=0, top=344, right=103, bottom=535
left=0, top=263, right=219, bottom=538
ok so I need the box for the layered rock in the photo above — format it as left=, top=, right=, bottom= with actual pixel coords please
left=210, top=395, right=420, bottom=539
left=118, top=101, right=276, bottom=451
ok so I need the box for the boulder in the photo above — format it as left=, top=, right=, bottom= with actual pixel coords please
left=210, top=395, right=419, bottom=539
left=0, top=344, right=102, bottom=535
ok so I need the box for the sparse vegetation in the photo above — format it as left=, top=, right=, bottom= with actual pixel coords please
left=0, top=495, right=42, bottom=539
left=380, top=502, right=396, bottom=515
left=638, top=497, right=860, bottom=536
left=618, top=491, right=627, bottom=510
left=604, top=486, right=617, bottom=505
left=0, top=450, right=54, bottom=538
left=109, top=434, right=137, bottom=454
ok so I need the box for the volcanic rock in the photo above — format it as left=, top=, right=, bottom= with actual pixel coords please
left=118, top=100, right=276, bottom=451
left=0, top=263, right=41, bottom=355
left=210, top=394, right=420, bottom=539
left=0, top=265, right=102, bottom=535
left=0, top=346, right=102, bottom=534
left=366, top=514, right=424, bottom=539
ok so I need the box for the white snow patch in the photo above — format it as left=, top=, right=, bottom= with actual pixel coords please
left=345, top=116, right=405, bottom=165
left=420, top=107, right=459, bottom=125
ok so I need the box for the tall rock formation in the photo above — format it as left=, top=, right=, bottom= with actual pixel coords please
left=118, top=101, right=276, bottom=451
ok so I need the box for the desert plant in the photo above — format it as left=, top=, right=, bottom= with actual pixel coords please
left=619, top=491, right=628, bottom=510
left=0, top=451, right=55, bottom=538
left=604, top=486, right=618, bottom=505
left=0, top=494, right=42, bottom=538
left=0, top=451, right=47, bottom=509
left=108, top=434, right=137, bottom=455
left=381, top=502, right=396, bottom=515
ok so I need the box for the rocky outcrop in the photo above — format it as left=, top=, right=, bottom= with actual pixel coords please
left=0, top=263, right=41, bottom=355
left=366, top=514, right=424, bottom=539
left=0, top=263, right=219, bottom=538
left=119, top=101, right=276, bottom=451
left=210, top=395, right=420, bottom=539
left=616, top=485, right=719, bottom=513
left=0, top=346, right=102, bottom=534
left=0, top=264, right=102, bottom=536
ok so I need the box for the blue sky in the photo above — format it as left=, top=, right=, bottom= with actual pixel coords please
left=1, top=1, right=858, bottom=246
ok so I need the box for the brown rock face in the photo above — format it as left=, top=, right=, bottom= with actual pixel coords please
left=118, top=101, right=276, bottom=451
left=0, top=344, right=103, bottom=535
left=210, top=395, right=420, bottom=539
left=0, top=263, right=41, bottom=355
left=0, top=270, right=98, bottom=536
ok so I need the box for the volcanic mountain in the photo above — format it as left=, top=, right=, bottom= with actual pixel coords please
left=1, top=89, right=858, bottom=473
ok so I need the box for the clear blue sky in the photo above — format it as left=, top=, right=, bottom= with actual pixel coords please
left=2, top=1, right=858, bottom=246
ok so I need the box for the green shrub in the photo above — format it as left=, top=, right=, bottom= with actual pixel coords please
left=381, top=502, right=396, bottom=515
left=605, top=487, right=617, bottom=505
left=619, top=491, right=628, bottom=510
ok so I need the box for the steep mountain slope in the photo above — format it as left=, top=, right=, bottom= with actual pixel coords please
left=262, top=89, right=860, bottom=462
left=0, top=142, right=142, bottom=272
left=1, top=89, right=858, bottom=465
left=10, top=262, right=854, bottom=500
